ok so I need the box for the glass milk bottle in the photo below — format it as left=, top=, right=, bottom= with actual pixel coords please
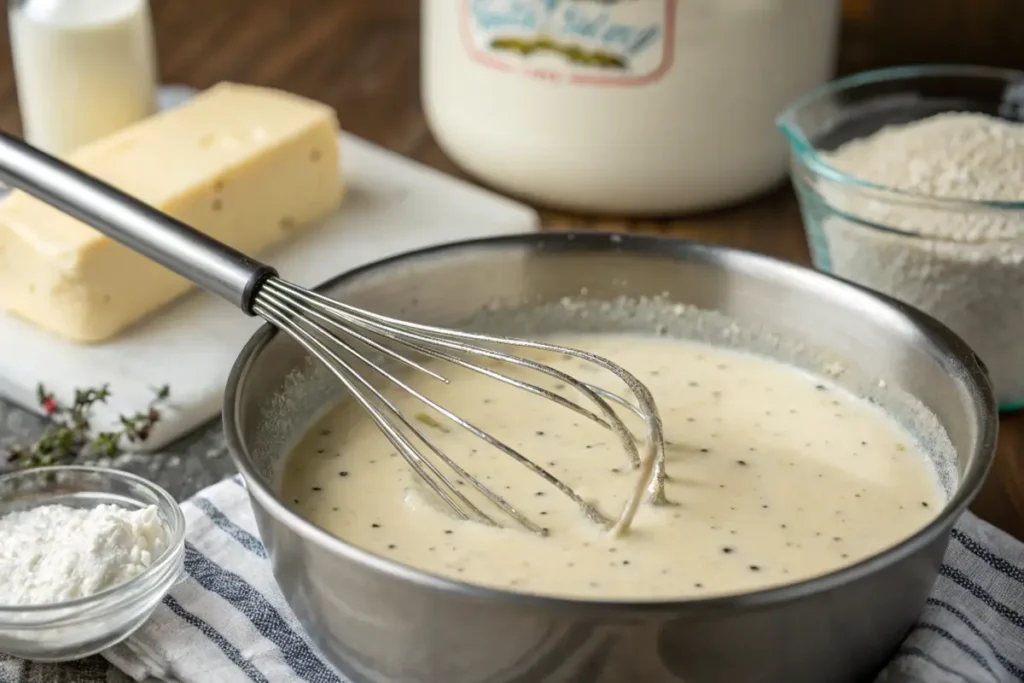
left=8, top=0, right=158, bottom=156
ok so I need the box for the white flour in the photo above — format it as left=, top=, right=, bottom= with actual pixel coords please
left=815, top=112, right=1024, bottom=407
left=0, top=503, right=168, bottom=606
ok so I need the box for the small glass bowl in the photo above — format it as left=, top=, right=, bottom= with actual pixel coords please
left=777, top=64, right=1024, bottom=412
left=0, top=466, right=185, bottom=662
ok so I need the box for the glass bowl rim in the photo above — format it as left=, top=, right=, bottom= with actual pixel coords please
left=777, top=63, right=1024, bottom=211
left=0, top=465, right=186, bottom=621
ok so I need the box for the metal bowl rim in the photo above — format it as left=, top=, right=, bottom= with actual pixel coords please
left=223, top=231, right=997, bottom=615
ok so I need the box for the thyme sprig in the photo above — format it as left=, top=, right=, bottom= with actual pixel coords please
left=5, top=383, right=171, bottom=468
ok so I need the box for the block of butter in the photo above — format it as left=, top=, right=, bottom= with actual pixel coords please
left=0, top=82, right=344, bottom=342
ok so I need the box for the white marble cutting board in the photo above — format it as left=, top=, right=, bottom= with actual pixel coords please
left=0, top=87, right=540, bottom=451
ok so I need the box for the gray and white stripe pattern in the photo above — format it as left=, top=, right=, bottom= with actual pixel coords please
left=1, top=476, right=1022, bottom=683
left=878, top=517, right=1024, bottom=683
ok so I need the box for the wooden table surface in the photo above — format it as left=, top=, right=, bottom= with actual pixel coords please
left=0, top=0, right=1020, bottom=540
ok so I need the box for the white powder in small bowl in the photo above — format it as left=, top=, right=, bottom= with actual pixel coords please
left=810, top=112, right=1024, bottom=407
left=0, top=503, right=169, bottom=606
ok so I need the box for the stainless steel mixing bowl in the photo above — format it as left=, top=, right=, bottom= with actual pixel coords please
left=224, top=232, right=997, bottom=683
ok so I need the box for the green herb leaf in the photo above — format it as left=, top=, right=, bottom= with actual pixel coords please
left=414, top=412, right=450, bottom=433
left=4, top=384, right=172, bottom=469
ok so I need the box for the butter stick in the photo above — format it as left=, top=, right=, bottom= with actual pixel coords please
left=0, top=82, right=344, bottom=342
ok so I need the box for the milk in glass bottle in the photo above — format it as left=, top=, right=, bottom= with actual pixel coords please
left=8, top=0, right=158, bottom=156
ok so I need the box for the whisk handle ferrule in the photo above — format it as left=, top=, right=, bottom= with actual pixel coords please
left=0, top=131, right=276, bottom=315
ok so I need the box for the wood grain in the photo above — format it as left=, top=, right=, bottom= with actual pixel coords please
left=0, top=0, right=1020, bottom=539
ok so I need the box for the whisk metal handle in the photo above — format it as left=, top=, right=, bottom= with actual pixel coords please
left=0, top=131, right=276, bottom=314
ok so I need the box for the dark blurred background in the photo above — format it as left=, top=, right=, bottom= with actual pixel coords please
left=839, top=0, right=1024, bottom=73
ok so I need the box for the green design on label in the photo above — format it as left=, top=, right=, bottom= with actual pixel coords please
left=489, top=35, right=627, bottom=69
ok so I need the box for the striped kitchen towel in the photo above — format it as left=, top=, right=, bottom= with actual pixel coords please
left=1, top=475, right=1023, bottom=683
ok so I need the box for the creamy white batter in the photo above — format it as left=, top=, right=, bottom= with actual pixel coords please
left=281, top=334, right=947, bottom=600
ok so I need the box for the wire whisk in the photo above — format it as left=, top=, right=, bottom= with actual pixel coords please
left=257, top=279, right=667, bottom=535
left=0, top=131, right=666, bottom=537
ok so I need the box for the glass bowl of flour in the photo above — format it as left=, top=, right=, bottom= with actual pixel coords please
left=0, top=466, right=185, bottom=661
left=778, top=64, right=1024, bottom=411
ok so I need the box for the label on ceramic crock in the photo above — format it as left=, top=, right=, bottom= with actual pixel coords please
left=459, top=0, right=676, bottom=86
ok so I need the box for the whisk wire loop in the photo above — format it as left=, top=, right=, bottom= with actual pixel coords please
left=256, top=277, right=666, bottom=536
left=256, top=299, right=495, bottom=525
left=259, top=290, right=591, bottom=533
left=271, top=280, right=644, bottom=465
